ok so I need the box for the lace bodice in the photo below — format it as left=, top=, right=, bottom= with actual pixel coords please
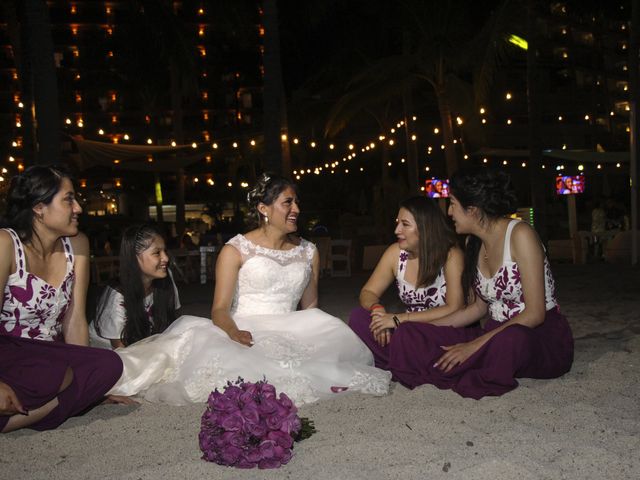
left=226, top=235, right=316, bottom=316
left=395, top=250, right=447, bottom=311
left=0, top=228, right=74, bottom=341
left=474, top=220, right=557, bottom=322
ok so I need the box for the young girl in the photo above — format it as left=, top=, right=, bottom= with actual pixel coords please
left=389, top=169, right=574, bottom=399
left=90, top=224, right=179, bottom=349
left=0, top=165, right=123, bottom=432
left=349, top=196, right=464, bottom=369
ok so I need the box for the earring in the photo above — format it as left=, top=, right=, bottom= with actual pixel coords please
left=264, top=215, right=269, bottom=224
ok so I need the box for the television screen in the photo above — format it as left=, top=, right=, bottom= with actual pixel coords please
left=425, top=178, right=449, bottom=198
left=555, top=175, right=585, bottom=195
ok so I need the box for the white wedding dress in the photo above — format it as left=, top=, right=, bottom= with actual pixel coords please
left=109, top=235, right=391, bottom=405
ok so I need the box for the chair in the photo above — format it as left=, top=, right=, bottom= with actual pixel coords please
left=311, top=237, right=331, bottom=277
left=328, top=239, right=352, bottom=277
left=91, top=256, right=119, bottom=285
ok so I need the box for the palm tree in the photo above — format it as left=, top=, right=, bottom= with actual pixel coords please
left=322, top=0, right=516, bottom=180
left=526, top=0, right=548, bottom=243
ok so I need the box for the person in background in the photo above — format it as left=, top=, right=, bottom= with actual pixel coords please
left=90, top=224, right=179, bottom=349
left=0, top=165, right=125, bottom=433
left=348, top=196, right=464, bottom=369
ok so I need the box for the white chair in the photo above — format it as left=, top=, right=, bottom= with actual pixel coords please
left=329, top=239, right=352, bottom=277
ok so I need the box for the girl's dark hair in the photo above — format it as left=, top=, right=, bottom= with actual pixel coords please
left=97, top=223, right=176, bottom=346
left=246, top=172, right=297, bottom=228
left=399, top=196, right=458, bottom=288
left=449, top=168, right=518, bottom=305
left=1, top=164, right=75, bottom=242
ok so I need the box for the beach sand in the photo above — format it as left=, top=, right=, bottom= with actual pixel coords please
left=1, top=263, right=639, bottom=479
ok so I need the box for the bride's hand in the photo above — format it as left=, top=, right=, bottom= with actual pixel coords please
left=229, top=329, right=254, bottom=347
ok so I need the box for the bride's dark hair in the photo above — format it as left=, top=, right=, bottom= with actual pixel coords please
left=246, top=172, right=298, bottom=228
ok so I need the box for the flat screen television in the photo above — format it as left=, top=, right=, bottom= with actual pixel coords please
left=425, top=178, right=449, bottom=198
left=555, top=174, right=585, bottom=195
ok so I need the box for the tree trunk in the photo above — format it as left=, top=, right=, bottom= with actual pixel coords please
left=402, top=92, right=419, bottom=195
left=435, top=85, right=459, bottom=178
left=629, top=0, right=639, bottom=264
left=526, top=0, right=548, bottom=243
left=262, top=0, right=289, bottom=174
left=170, top=59, right=185, bottom=239
left=22, top=0, right=60, bottom=165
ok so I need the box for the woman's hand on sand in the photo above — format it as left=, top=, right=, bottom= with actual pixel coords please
left=228, top=329, right=254, bottom=347
left=0, top=381, right=27, bottom=416
left=369, top=312, right=397, bottom=337
left=103, top=395, right=139, bottom=406
left=435, top=340, right=482, bottom=372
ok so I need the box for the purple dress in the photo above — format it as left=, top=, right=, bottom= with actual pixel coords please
left=388, top=220, right=574, bottom=399
left=0, top=229, right=122, bottom=432
left=348, top=249, right=447, bottom=369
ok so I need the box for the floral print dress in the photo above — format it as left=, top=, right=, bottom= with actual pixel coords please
left=0, top=228, right=74, bottom=341
left=396, top=249, right=447, bottom=311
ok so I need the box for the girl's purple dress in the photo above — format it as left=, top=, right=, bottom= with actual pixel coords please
left=0, top=228, right=122, bottom=431
left=348, top=248, right=447, bottom=369
left=388, top=220, right=574, bottom=399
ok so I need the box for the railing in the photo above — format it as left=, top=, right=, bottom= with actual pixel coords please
left=90, top=246, right=220, bottom=285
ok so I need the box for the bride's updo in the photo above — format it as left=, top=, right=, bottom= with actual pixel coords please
left=246, top=172, right=297, bottom=227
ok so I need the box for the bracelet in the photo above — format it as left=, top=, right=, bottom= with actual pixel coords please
left=369, top=303, right=384, bottom=312
left=392, top=315, right=400, bottom=327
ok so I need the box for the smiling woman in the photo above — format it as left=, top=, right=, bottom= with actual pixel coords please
left=0, top=165, right=123, bottom=433
left=348, top=196, right=464, bottom=369
left=89, top=224, right=180, bottom=349
left=107, top=173, right=391, bottom=406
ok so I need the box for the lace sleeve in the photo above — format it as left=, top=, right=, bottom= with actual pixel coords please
left=300, top=238, right=317, bottom=265
left=226, top=234, right=250, bottom=262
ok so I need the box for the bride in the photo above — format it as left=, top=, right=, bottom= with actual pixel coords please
left=109, top=173, right=391, bottom=405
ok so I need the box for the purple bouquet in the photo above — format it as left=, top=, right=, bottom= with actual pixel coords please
left=199, top=378, right=315, bottom=469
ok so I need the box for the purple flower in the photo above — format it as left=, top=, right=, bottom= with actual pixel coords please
left=241, top=404, right=260, bottom=425
left=259, top=382, right=277, bottom=398
left=265, top=414, right=283, bottom=431
left=220, top=445, right=243, bottom=465
left=258, top=458, right=283, bottom=469
left=199, top=378, right=307, bottom=469
left=268, top=430, right=294, bottom=449
left=245, top=421, right=267, bottom=438
left=281, top=413, right=302, bottom=435
left=220, top=411, right=244, bottom=431
left=258, top=440, right=276, bottom=459
left=257, top=397, right=279, bottom=415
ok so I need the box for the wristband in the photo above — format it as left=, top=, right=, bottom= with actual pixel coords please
left=369, top=303, right=384, bottom=312
left=392, top=315, right=400, bottom=327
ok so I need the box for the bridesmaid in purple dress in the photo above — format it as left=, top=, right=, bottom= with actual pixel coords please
left=389, top=169, right=574, bottom=399
left=349, top=196, right=464, bottom=369
left=0, top=165, right=124, bottom=433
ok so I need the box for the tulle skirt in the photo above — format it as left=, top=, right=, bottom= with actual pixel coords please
left=109, top=309, right=391, bottom=405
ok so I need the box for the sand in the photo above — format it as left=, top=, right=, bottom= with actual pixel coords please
left=1, top=263, right=639, bottom=480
